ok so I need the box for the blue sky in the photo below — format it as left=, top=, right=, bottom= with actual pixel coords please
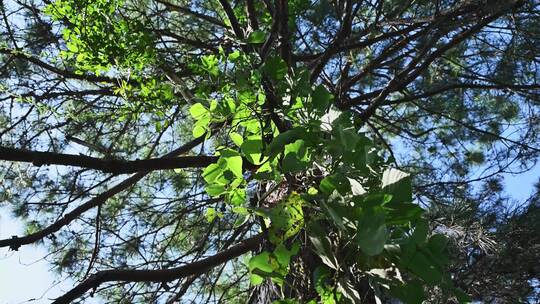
left=0, top=207, right=78, bottom=304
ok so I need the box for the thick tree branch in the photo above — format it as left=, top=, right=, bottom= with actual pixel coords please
left=218, top=0, right=245, bottom=39
left=276, top=0, right=293, bottom=66
left=53, top=234, right=263, bottom=304
left=0, top=146, right=217, bottom=174
left=246, top=0, right=259, bottom=30
left=0, top=136, right=207, bottom=250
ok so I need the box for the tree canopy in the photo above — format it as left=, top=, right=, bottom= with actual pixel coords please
left=0, top=0, right=539, bottom=303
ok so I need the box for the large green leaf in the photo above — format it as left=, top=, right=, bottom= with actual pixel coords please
left=319, top=174, right=350, bottom=195
left=248, top=251, right=275, bottom=285
left=241, top=139, right=264, bottom=165
left=273, top=243, right=299, bottom=268
left=426, top=234, right=450, bottom=266
left=268, top=193, right=305, bottom=244
left=229, top=188, right=246, bottom=206
left=454, top=288, right=473, bottom=304
left=202, top=163, right=224, bottom=184
left=411, top=219, right=429, bottom=245
left=205, top=183, right=226, bottom=197
left=311, top=85, right=332, bottom=113
left=308, top=222, right=340, bottom=270
left=320, top=193, right=349, bottom=231
left=407, top=251, right=443, bottom=284
left=261, top=56, right=288, bottom=81
left=390, top=281, right=425, bottom=304
left=266, top=127, right=306, bottom=157
left=385, top=202, right=424, bottom=225
left=249, top=252, right=274, bottom=273
left=219, top=149, right=243, bottom=178
left=229, top=132, right=244, bottom=147
left=356, top=207, right=388, bottom=256
left=282, top=139, right=310, bottom=173
left=247, top=30, right=266, bottom=44
left=382, top=168, right=412, bottom=204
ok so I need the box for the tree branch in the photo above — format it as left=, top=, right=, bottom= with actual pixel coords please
left=0, top=146, right=218, bottom=174
left=0, top=47, right=127, bottom=84
left=155, top=0, right=227, bottom=28
left=0, top=136, right=207, bottom=250
left=218, top=0, right=245, bottom=39
left=310, top=0, right=356, bottom=82
left=52, top=234, right=263, bottom=304
left=345, top=1, right=525, bottom=119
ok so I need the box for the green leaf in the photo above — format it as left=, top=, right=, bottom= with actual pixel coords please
left=426, top=234, right=450, bottom=266
left=261, top=56, right=288, bottom=81
left=241, top=139, right=264, bottom=165
left=202, top=163, right=223, bottom=184
left=319, top=177, right=336, bottom=195
left=244, top=119, right=262, bottom=134
left=219, top=149, right=243, bottom=178
left=282, top=139, right=310, bottom=173
left=268, top=193, right=305, bottom=244
left=390, top=281, right=425, bottom=304
left=201, top=54, right=219, bottom=76
left=313, top=266, right=339, bottom=303
left=427, top=234, right=448, bottom=254
left=192, top=114, right=211, bottom=138
left=250, top=273, right=264, bottom=285
left=234, top=213, right=250, bottom=228
left=205, top=207, right=222, bottom=222
left=229, top=188, right=246, bottom=206
left=312, top=85, right=332, bottom=112
left=228, top=50, right=240, bottom=61
left=407, top=251, right=443, bottom=284
left=308, top=222, right=340, bottom=269
left=382, top=168, right=412, bottom=204
left=209, top=99, right=218, bottom=111
left=206, top=183, right=226, bottom=197
left=385, top=202, right=424, bottom=225
left=248, top=251, right=279, bottom=285
left=321, top=194, right=347, bottom=231
left=249, top=251, right=276, bottom=285
left=249, top=252, right=274, bottom=273
left=356, top=193, right=392, bottom=209
left=252, top=160, right=274, bottom=179
left=273, top=243, right=299, bottom=268
left=189, top=103, right=208, bottom=119
left=356, top=208, right=387, bottom=256
left=247, top=30, right=266, bottom=44
left=454, top=288, right=472, bottom=304
left=334, top=127, right=359, bottom=152
left=319, top=174, right=350, bottom=195
left=192, top=124, right=206, bottom=138
left=272, top=300, right=299, bottom=304
left=266, top=127, right=306, bottom=158
left=411, top=219, right=429, bottom=245
left=229, top=132, right=244, bottom=147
